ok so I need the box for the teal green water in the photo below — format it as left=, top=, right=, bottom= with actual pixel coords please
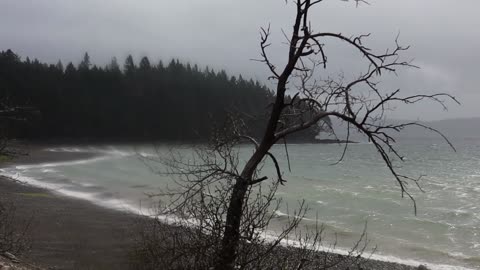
left=1, top=139, right=479, bottom=269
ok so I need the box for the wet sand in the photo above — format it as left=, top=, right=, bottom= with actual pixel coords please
left=0, top=176, right=138, bottom=270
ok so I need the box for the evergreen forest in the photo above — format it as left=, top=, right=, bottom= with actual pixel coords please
left=0, top=49, right=320, bottom=142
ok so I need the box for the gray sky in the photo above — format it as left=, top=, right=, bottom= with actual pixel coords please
left=1, top=0, right=478, bottom=120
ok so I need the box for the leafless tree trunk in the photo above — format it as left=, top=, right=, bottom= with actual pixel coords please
left=140, top=1, right=458, bottom=269
left=213, top=0, right=458, bottom=269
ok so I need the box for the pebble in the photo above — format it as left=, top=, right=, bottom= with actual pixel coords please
left=0, top=262, right=11, bottom=269
left=2, top=252, right=19, bottom=263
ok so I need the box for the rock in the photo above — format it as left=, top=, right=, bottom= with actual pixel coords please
left=2, top=252, right=19, bottom=263
left=0, top=261, right=11, bottom=270
left=418, top=265, right=429, bottom=270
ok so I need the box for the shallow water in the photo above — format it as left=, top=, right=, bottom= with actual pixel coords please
left=1, top=139, right=479, bottom=269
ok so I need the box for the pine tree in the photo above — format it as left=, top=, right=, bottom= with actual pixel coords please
left=124, top=55, right=136, bottom=75
left=139, top=56, right=151, bottom=71
left=56, top=60, right=64, bottom=72
left=78, top=52, right=91, bottom=70
left=65, top=62, right=76, bottom=75
left=107, top=57, right=120, bottom=72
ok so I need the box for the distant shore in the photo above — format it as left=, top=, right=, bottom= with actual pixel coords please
left=0, top=145, right=420, bottom=270
left=10, top=137, right=357, bottom=149
left=288, top=139, right=358, bottom=144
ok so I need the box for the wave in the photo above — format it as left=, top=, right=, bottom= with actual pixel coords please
left=3, top=168, right=476, bottom=270
left=46, top=147, right=85, bottom=153
left=136, top=151, right=157, bottom=158
left=15, top=156, right=110, bottom=170
left=273, top=210, right=288, bottom=217
left=261, top=231, right=477, bottom=270
left=100, top=147, right=132, bottom=157
left=2, top=146, right=478, bottom=270
left=315, top=186, right=360, bottom=196
left=401, top=244, right=480, bottom=270
left=0, top=147, right=144, bottom=215
left=0, top=169, right=144, bottom=215
left=16, top=146, right=135, bottom=171
left=366, top=253, right=477, bottom=270
left=46, top=146, right=133, bottom=157
left=262, top=208, right=478, bottom=269
left=273, top=210, right=315, bottom=222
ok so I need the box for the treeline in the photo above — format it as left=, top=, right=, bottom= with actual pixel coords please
left=0, top=49, right=319, bottom=142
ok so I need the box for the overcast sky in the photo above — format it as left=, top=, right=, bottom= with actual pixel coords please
left=1, top=0, right=478, bottom=120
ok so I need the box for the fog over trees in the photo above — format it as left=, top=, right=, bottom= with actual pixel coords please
left=0, top=49, right=321, bottom=142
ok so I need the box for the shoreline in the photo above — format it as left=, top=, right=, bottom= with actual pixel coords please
left=0, top=175, right=139, bottom=269
left=0, top=175, right=421, bottom=270
left=1, top=144, right=142, bottom=269
left=0, top=145, right=460, bottom=269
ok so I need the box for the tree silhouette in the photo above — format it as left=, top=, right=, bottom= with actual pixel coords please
left=124, top=54, right=136, bottom=75
left=0, top=50, right=322, bottom=143
left=78, top=52, right=91, bottom=71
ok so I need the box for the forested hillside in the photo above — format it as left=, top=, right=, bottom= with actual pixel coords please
left=0, top=49, right=320, bottom=142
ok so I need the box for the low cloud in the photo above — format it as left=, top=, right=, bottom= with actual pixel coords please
left=0, top=0, right=477, bottom=120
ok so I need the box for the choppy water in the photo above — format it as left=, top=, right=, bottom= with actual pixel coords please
left=1, top=139, right=479, bottom=269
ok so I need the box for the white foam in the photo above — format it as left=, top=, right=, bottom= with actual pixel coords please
left=367, top=253, right=475, bottom=270
left=41, top=168, right=57, bottom=173
left=78, top=182, right=97, bottom=188
left=0, top=170, right=144, bottom=216
left=261, top=231, right=477, bottom=270
left=274, top=210, right=288, bottom=217
left=315, top=186, right=360, bottom=196
left=273, top=210, right=315, bottom=221
left=1, top=171, right=64, bottom=191
left=46, top=147, right=84, bottom=153
left=0, top=146, right=142, bottom=214
left=15, top=156, right=109, bottom=170
left=137, top=152, right=156, bottom=158
left=46, top=146, right=133, bottom=158
left=101, top=148, right=131, bottom=157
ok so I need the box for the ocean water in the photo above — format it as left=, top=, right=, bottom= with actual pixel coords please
left=1, top=139, right=479, bottom=269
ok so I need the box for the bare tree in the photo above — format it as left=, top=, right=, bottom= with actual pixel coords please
left=0, top=200, right=32, bottom=256
left=135, top=129, right=371, bottom=269
left=141, top=1, right=458, bottom=269
left=212, top=1, right=457, bottom=269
